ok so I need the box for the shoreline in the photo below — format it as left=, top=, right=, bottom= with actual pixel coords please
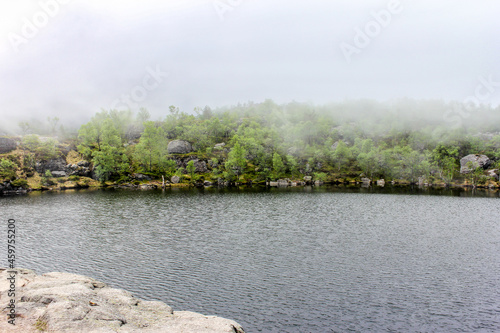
left=2, top=179, right=499, bottom=197
left=0, top=268, right=245, bottom=333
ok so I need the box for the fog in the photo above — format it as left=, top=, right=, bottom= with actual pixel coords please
left=0, top=0, right=499, bottom=132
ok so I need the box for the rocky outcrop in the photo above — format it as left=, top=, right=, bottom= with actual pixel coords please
left=35, top=158, right=67, bottom=175
left=193, top=159, right=208, bottom=173
left=460, top=154, right=491, bottom=174
left=66, top=161, right=92, bottom=177
left=0, top=137, right=17, bottom=154
left=0, top=268, right=245, bottom=333
left=167, top=140, right=193, bottom=154
left=0, top=182, right=28, bottom=195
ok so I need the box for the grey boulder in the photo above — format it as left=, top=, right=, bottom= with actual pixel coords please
left=460, top=154, right=491, bottom=174
left=167, top=140, right=193, bottom=154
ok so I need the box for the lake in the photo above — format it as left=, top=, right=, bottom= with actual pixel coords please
left=1, top=186, right=499, bottom=332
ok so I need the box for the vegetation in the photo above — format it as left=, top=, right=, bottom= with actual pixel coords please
left=2, top=99, right=500, bottom=189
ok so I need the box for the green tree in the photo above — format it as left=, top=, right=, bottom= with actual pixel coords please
left=286, top=155, right=299, bottom=177
left=332, top=141, right=350, bottom=172
left=272, top=153, right=286, bottom=179
left=134, top=121, right=159, bottom=172
left=224, top=142, right=247, bottom=181
left=186, top=160, right=196, bottom=179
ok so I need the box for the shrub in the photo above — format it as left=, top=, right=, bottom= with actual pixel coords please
left=0, top=158, right=17, bottom=179
left=313, top=172, right=328, bottom=182
left=11, top=178, right=28, bottom=188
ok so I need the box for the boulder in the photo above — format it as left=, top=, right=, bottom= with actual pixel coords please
left=66, top=163, right=91, bottom=177
left=377, top=179, right=385, bottom=187
left=0, top=268, right=245, bottom=333
left=171, top=176, right=180, bottom=184
left=486, top=169, right=499, bottom=180
left=0, top=137, right=17, bottom=154
left=168, top=140, right=193, bottom=154
left=132, top=173, right=152, bottom=181
left=193, top=159, right=208, bottom=173
left=460, top=154, right=491, bottom=174
left=51, top=171, right=67, bottom=178
left=214, top=143, right=225, bottom=149
left=77, top=160, right=90, bottom=167
left=35, top=158, right=67, bottom=175
left=277, top=179, right=289, bottom=186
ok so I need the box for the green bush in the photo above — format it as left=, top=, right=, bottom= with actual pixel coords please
left=11, top=178, right=28, bottom=188
left=313, top=172, right=328, bottom=182
left=68, top=175, right=80, bottom=181
left=0, top=158, right=17, bottom=179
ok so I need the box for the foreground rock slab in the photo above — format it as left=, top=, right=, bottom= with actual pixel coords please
left=0, top=268, right=245, bottom=333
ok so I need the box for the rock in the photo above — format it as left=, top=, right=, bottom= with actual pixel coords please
left=0, top=137, right=17, bottom=154
left=193, top=159, right=208, bottom=173
left=139, top=184, right=156, bottom=190
left=303, top=176, right=312, bottom=182
left=314, top=180, right=323, bottom=186
left=361, top=178, right=371, bottom=184
left=0, top=268, right=245, bottom=333
left=132, top=173, right=152, bottom=181
left=486, top=169, right=499, bottom=180
left=168, top=140, right=193, bottom=154
left=77, top=160, right=90, bottom=167
left=214, top=143, right=225, bottom=150
left=377, top=179, right=385, bottom=187
left=277, top=179, right=289, bottom=186
left=330, top=141, right=339, bottom=150
left=35, top=158, right=67, bottom=175
left=171, top=176, right=180, bottom=184
left=269, top=182, right=278, bottom=186
left=460, top=154, right=491, bottom=174
left=51, top=171, right=67, bottom=178
left=204, top=181, right=213, bottom=186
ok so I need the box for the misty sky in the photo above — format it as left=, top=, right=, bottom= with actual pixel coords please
left=1, top=0, right=499, bottom=126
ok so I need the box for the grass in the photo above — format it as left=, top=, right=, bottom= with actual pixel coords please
left=35, top=317, right=48, bottom=331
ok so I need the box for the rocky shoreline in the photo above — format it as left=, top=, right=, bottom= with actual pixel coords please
left=0, top=268, right=245, bottom=333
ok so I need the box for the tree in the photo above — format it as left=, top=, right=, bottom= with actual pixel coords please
left=332, top=141, right=350, bottom=172
left=18, top=122, right=30, bottom=135
left=134, top=122, right=158, bottom=172
left=47, top=117, right=59, bottom=135
left=286, top=155, right=299, bottom=177
left=186, top=160, right=196, bottom=179
left=272, top=153, right=285, bottom=179
left=224, top=142, right=247, bottom=181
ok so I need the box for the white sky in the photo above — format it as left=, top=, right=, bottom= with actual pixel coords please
left=0, top=0, right=499, bottom=126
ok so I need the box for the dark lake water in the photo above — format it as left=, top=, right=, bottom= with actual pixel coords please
left=1, top=186, right=500, bottom=332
